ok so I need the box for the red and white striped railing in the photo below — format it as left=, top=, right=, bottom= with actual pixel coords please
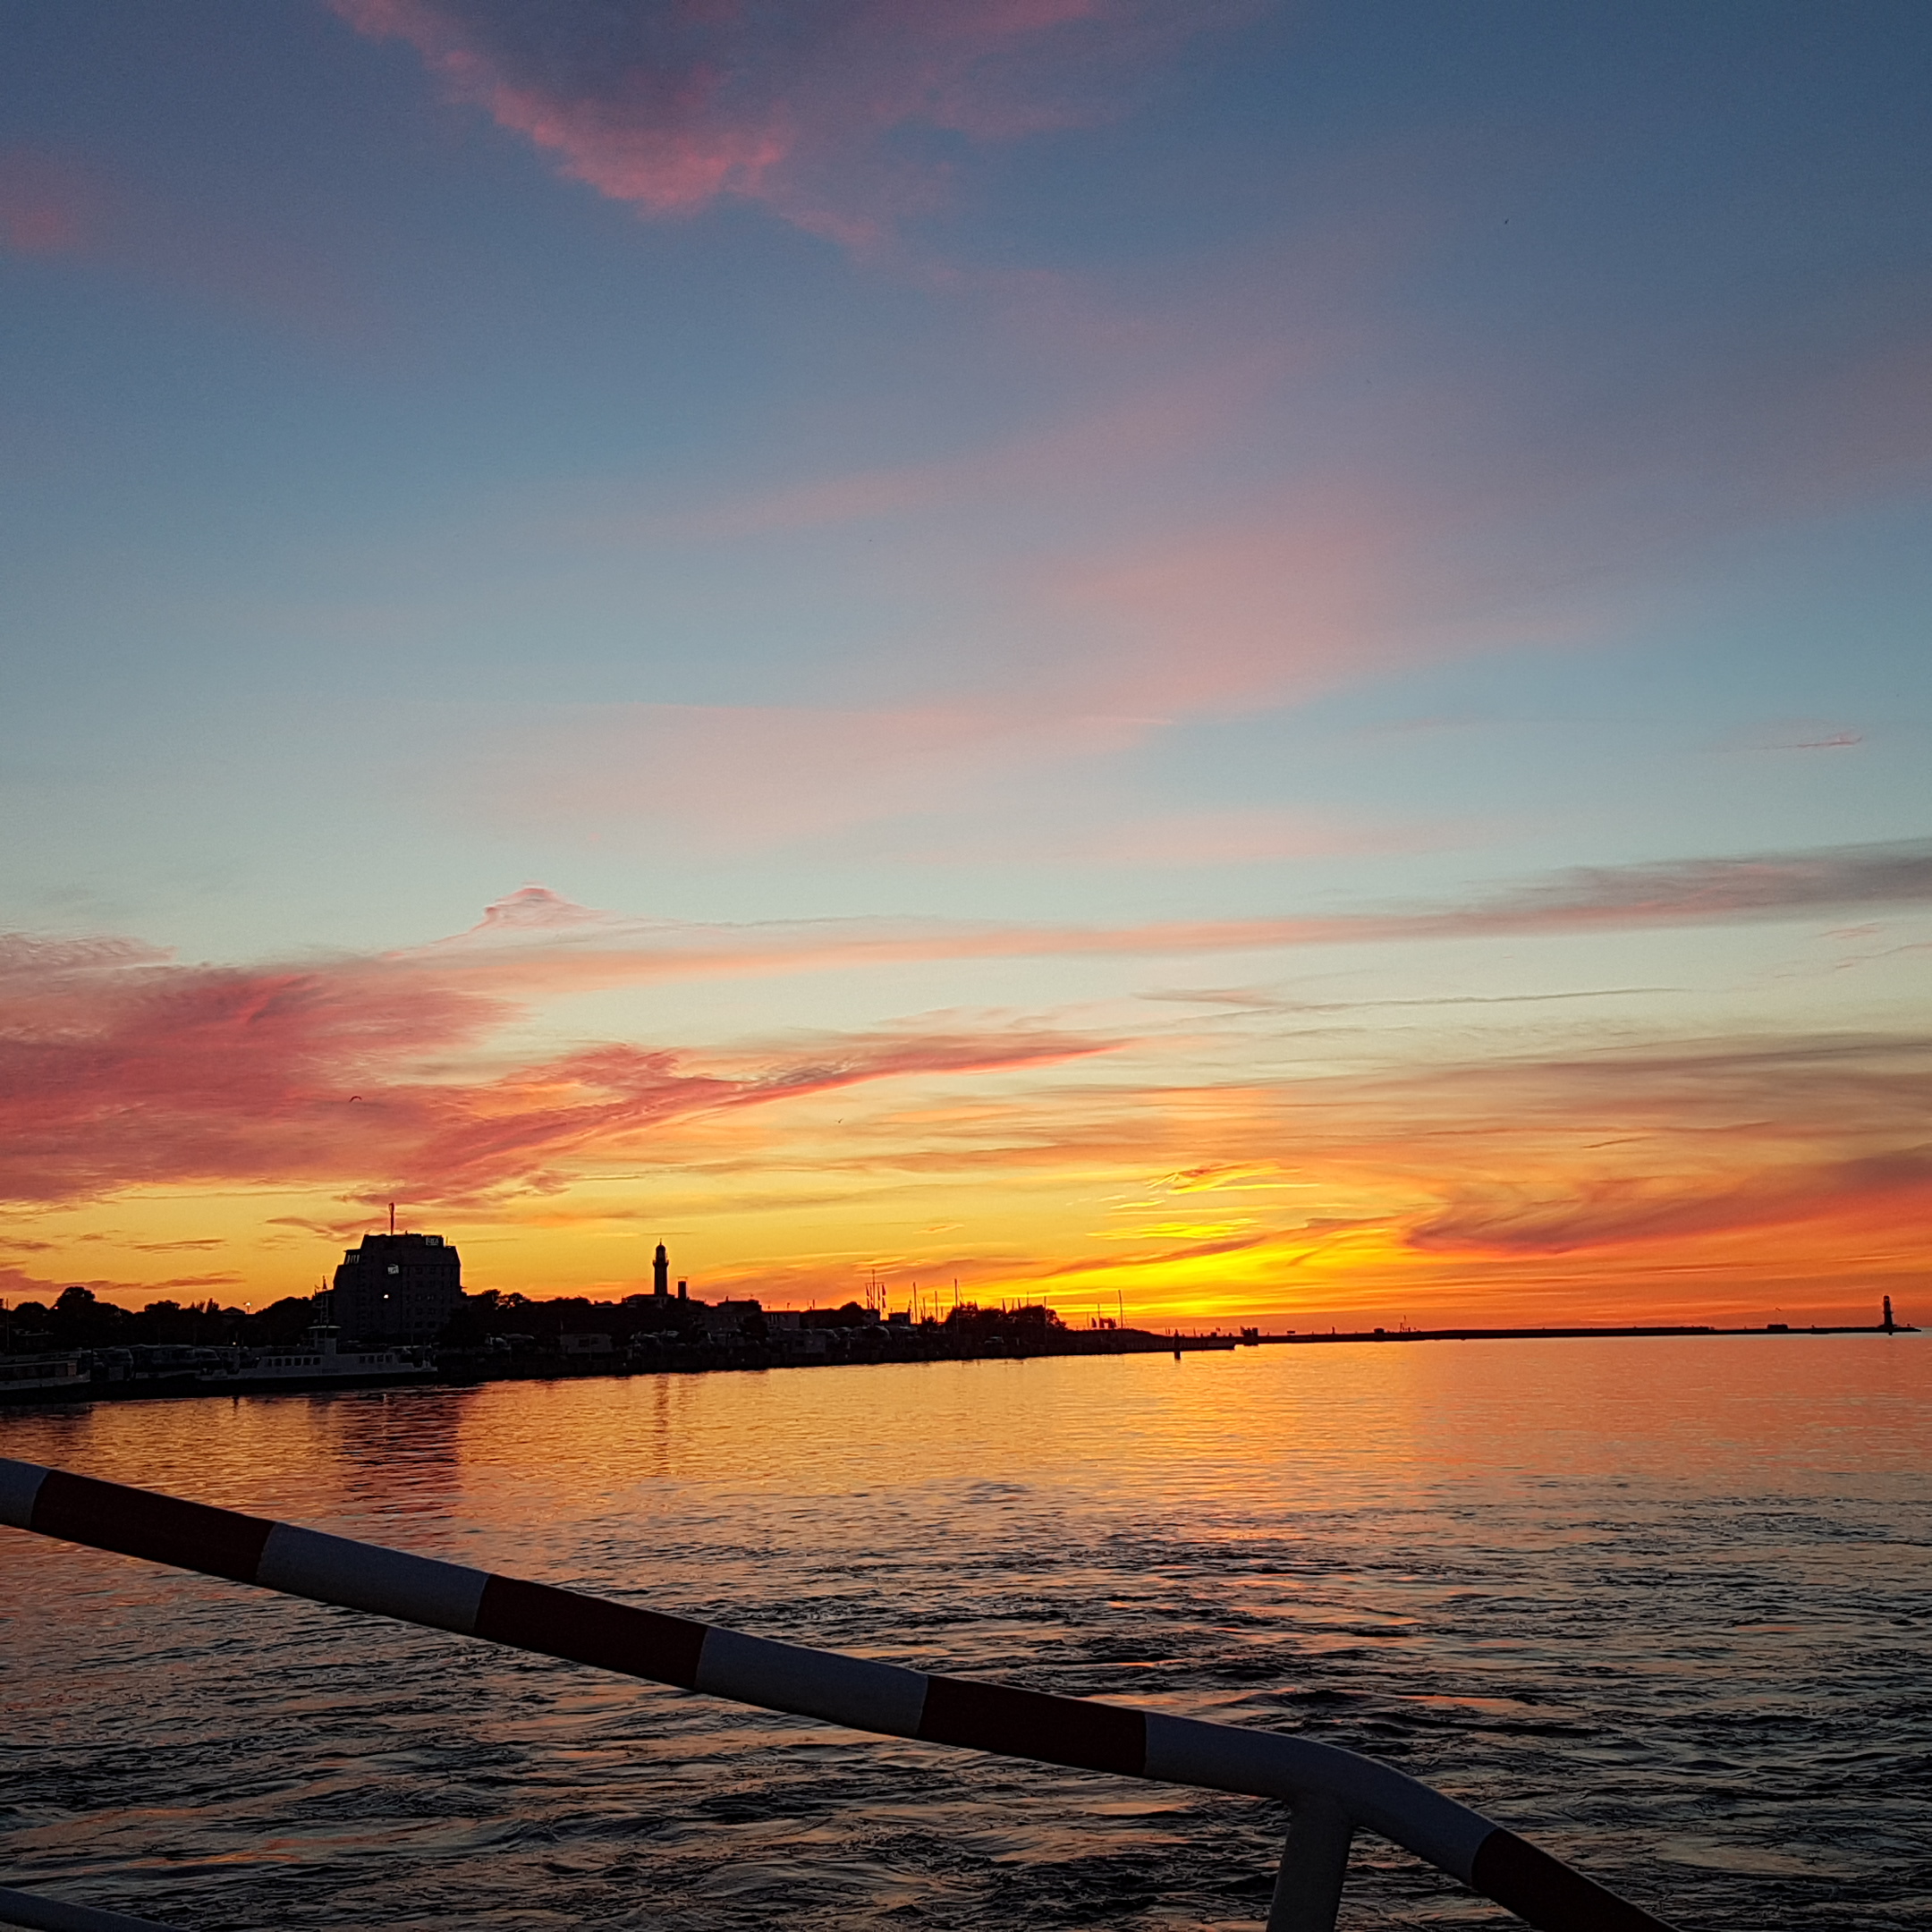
left=0, top=1458, right=1680, bottom=1932
left=0, top=1889, right=178, bottom=1932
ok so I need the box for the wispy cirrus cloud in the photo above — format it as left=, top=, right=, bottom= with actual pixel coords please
left=332, top=0, right=1254, bottom=247
left=0, top=930, right=1113, bottom=1208
left=1358, top=1033, right=1932, bottom=1259
left=674, top=1021, right=1932, bottom=1318
left=0, top=1261, right=240, bottom=1309
left=409, top=837, right=1932, bottom=997
left=1407, top=1144, right=1932, bottom=1257
left=448, top=702, right=1158, bottom=852
left=1450, top=841, right=1932, bottom=928
left=618, top=360, right=1284, bottom=545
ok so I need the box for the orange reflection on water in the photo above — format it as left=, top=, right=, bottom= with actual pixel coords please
left=11, top=1334, right=1925, bottom=1579
left=3, top=1335, right=1927, bottom=1928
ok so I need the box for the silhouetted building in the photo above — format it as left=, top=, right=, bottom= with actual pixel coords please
left=333, top=1233, right=462, bottom=1343
left=653, top=1242, right=670, bottom=1297
left=695, top=1299, right=761, bottom=1339
left=803, top=1301, right=880, bottom=1329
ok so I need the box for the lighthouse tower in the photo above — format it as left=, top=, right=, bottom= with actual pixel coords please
left=653, top=1242, right=670, bottom=1298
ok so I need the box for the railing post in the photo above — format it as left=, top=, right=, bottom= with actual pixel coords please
left=1266, top=1792, right=1354, bottom=1932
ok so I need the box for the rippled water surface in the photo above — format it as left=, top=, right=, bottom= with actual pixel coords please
left=4, top=1337, right=1928, bottom=1929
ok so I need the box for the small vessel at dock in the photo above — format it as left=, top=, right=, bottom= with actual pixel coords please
left=0, top=1354, right=89, bottom=1404
left=196, top=1323, right=432, bottom=1395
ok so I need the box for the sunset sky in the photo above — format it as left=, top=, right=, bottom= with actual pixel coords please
left=4, top=1, right=1928, bottom=1327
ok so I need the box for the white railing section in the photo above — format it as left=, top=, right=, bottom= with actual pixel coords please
left=0, top=1458, right=1682, bottom=1932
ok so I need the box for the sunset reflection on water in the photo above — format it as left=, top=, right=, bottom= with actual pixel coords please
left=4, top=1337, right=1927, bottom=1929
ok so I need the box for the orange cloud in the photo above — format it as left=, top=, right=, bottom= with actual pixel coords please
left=1374, top=1038, right=1932, bottom=1258
left=0, top=930, right=1115, bottom=1208
left=831, top=1036, right=1932, bottom=1323
left=1408, top=1146, right=1932, bottom=1255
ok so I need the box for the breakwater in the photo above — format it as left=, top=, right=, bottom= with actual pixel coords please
left=1263, top=1319, right=1914, bottom=1344
left=3, top=1317, right=1916, bottom=1412
left=0, top=1324, right=1240, bottom=1409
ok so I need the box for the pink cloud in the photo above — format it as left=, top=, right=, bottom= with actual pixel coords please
left=621, top=360, right=1283, bottom=544
left=1020, top=443, right=1628, bottom=720
left=0, top=144, right=369, bottom=341
left=1040, top=496, right=1419, bottom=716
left=331, top=0, right=1254, bottom=245
left=0, top=147, right=97, bottom=255
left=899, top=804, right=1435, bottom=869
left=447, top=702, right=1157, bottom=850
left=0, top=930, right=1115, bottom=1208
left=528, top=409, right=1563, bottom=760
left=473, top=884, right=617, bottom=932
left=0, top=934, right=506, bottom=1201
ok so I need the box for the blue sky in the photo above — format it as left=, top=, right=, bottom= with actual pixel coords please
left=3, top=0, right=1928, bottom=1320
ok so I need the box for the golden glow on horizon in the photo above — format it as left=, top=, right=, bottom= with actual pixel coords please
left=16, top=1140, right=1922, bottom=1335
left=4, top=876, right=1928, bottom=1332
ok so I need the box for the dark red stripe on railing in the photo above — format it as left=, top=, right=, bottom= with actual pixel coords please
left=30, top=1470, right=273, bottom=1586
left=474, top=1575, right=708, bottom=1689
left=917, top=1674, right=1147, bottom=1775
left=1472, top=1830, right=1676, bottom=1932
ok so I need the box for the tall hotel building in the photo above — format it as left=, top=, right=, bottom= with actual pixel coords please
left=332, top=1232, right=462, bottom=1343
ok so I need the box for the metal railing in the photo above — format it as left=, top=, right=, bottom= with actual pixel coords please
left=1, top=1458, right=1681, bottom=1931
left=0, top=1891, right=178, bottom=1932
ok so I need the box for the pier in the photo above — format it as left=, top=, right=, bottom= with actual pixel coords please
left=1251, top=1318, right=1916, bottom=1346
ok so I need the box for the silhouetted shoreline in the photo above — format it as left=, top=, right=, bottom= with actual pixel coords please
left=1258, top=1320, right=1917, bottom=1344
left=3, top=1314, right=1916, bottom=1411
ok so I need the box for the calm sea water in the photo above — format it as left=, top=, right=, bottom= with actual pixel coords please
left=2, top=1337, right=1928, bottom=1931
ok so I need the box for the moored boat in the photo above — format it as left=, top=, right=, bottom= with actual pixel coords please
left=197, top=1323, right=433, bottom=1395
left=0, top=1353, right=89, bottom=1404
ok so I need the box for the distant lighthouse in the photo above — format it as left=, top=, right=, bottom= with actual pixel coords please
left=653, top=1242, right=670, bottom=1298
left=1883, top=1294, right=1895, bottom=1334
